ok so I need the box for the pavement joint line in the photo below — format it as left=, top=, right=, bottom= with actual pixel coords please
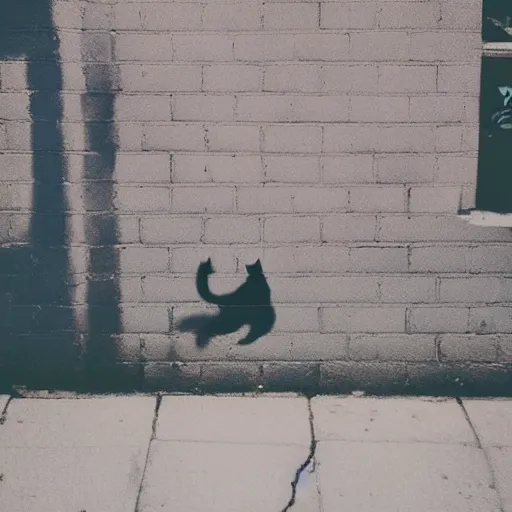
left=456, top=397, right=505, bottom=512
left=281, top=397, right=318, bottom=512
left=0, top=396, right=14, bottom=426
left=134, top=393, right=163, bottom=512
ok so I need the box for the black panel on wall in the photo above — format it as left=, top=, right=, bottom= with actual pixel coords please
left=475, top=57, right=512, bottom=213
left=483, top=0, right=512, bottom=42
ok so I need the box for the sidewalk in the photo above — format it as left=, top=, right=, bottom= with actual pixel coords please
left=0, top=393, right=510, bottom=512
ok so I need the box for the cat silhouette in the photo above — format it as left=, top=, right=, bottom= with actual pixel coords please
left=176, top=258, right=276, bottom=348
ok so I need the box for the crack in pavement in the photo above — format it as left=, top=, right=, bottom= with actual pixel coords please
left=134, top=393, right=162, bottom=512
left=456, top=397, right=505, bottom=512
left=281, top=397, right=317, bottom=512
left=0, top=396, right=14, bottom=426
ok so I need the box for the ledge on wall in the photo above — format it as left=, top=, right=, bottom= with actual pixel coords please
left=458, top=209, right=512, bottom=228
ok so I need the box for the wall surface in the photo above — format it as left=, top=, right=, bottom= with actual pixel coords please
left=1, top=0, right=512, bottom=394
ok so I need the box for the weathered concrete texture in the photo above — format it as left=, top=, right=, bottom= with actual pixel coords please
left=487, top=447, right=512, bottom=512
left=463, top=399, right=512, bottom=447
left=155, top=395, right=310, bottom=445
left=0, top=397, right=155, bottom=512
left=312, top=396, right=475, bottom=444
left=316, top=442, right=500, bottom=512
left=139, top=395, right=311, bottom=511
left=0, top=395, right=9, bottom=412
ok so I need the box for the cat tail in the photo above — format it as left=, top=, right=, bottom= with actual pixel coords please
left=196, top=266, right=231, bottom=306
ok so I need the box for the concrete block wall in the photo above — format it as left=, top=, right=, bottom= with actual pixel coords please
left=1, top=0, right=512, bottom=394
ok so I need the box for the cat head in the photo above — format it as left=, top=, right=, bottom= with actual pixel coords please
left=245, top=259, right=263, bottom=275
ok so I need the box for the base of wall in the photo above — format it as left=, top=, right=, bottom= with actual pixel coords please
left=4, top=361, right=509, bottom=397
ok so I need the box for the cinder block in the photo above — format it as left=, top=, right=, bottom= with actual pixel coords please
left=263, top=3, right=319, bottom=30
left=321, top=3, right=377, bottom=29
left=350, top=96, right=409, bottom=122
left=263, top=125, right=322, bottom=153
left=115, top=95, right=171, bottom=121
left=323, top=125, right=435, bottom=153
left=236, top=95, right=349, bottom=122
left=349, top=247, right=409, bottom=272
left=409, top=186, right=462, bottom=213
left=264, top=156, right=320, bottom=183
left=173, top=94, right=235, bottom=121
left=295, top=34, right=350, bottom=60
left=203, top=65, right=261, bottom=92
left=141, top=217, right=202, bottom=244
left=264, top=65, right=322, bottom=93
left=174, top=35, right=234, bottom=62
left=204, top=216, right=261, bottom=243
left=115, top=154, right=170, bottom=183
left=410, top=96, right=469, bottom=123
left=410, top=245, right=469, bottom=273
left=321, top=306, right=406, bottom=333
left=237, top=187, right=294, bottom=213
left=0, top=154, right=32, bottom=181
left=234, top=35, right=294, bottom=61
left=292, top=187, right=348, bottom=213
left=350, top=32, right=410, bottom=61
left=379, top=65, right=437, bottom=93
left=122, top=306, right=170, bottom=333
left=140, top=3, right=202, bottom=30
left=261, top=362, right=319, bottom=393
left=172, top=186, right=234, bottom=213
left=199, top=362, right=261, bottom=393
left=380, top=277, right=437, bottom=303
left=115, top=186, right=170, bottom=212
left=435, top=125, right=464, bottom=153
left=319, top=361, right=408, bottom=394
left=173, top=155, right=263, bottom=183
left=408, top=307, right=469, bottom=333
left=410, top=32, right=480, bottom=62
left=273, top=306, right=319, bottom=332
left=117, top=123, right=143, bottom=151
left=264, top=216, right=320, bottom=243
left=440, top=278, right=512, bottom=303
left=376, top=155, right=435, bottom=183
left=120, top=64, right=202, bottom=92
left=119, top=246, right=170, bottom=273
left=82, top=2, right=111, bottom=30
left=141, top=276, right=200, bottom=302
left=172, top=247, right=236, bottom=273
left=206, top=124, right=260, bottom=152
left=322, top=214, right=377, bottom=242
left=115, top=34, right=173, bottom=61
left=438, top=64, right=480, bottom=94
left=324, top=65, right=378, bottom=96
left=271, top=276, right=378, bottom=303
left=322, top=155, right=374, bottom=184
left=378, top=2, right=441, bottom=28
left=0, top=93, right=30, bottom=120
left=143, top=124, right=206, bottom=151
left=202, top=3, right=261, bottom=31
left=469, top=307, right=512, bottom=334
left=350, top=186, right=405, bottom=212
left=468, top=246, right=512, bottom=273
left=439, top=2, right=481, bottom=30
left=349, top=334, right=436, bottom=361
left=143, top=362, right=201, bottom=393
left=436, top=156, right=478, bottom=184
left=262, top=246, right=349, bottom=273
left=462, top=125, right=479, bottom=151
left=439, top=334, right=499, bottom=363
left=0, top=184, right=32, bottom=210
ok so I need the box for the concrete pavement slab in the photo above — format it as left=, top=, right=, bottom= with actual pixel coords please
left=0, top=396, right=156, bottom=447
left=138, top=440, right=305, bottom=512
left=487, top=447, right=512, bottom=512
left=156, top=395, right=310, bottom=446
left=292, top=459, right=323, bottom=512
left=463, top=399, right=512, bottom=447
left=316, top=441, right=500, bottom=512
left=312, top=396, right=474, bottom=444
left=0, top=446, right=147, bottom=512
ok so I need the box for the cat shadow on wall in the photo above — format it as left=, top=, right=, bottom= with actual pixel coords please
left=176, top=259, right=276, bottom=348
